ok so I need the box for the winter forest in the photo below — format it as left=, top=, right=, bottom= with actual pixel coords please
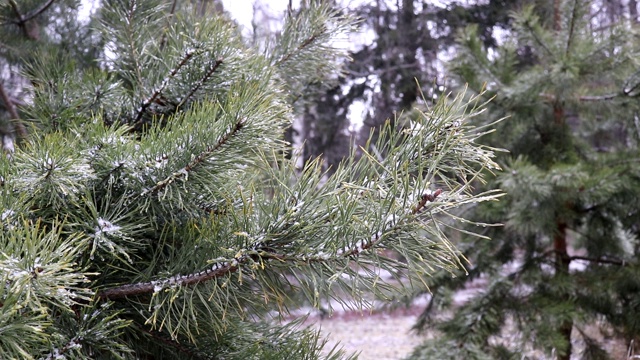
left=0, top=0, right=639, bottom=359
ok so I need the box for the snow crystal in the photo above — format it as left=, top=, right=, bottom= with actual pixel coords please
left=95, top=218, right=121, bottom=236
left=1, top=209, right=15, bottom=221
left=2, top=135, right=14, bottom=153
left=68, top=340, right=82, bottom=350
left=153, top=283, right=163, bottom=293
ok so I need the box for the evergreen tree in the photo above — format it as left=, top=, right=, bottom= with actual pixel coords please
left=0, top=0, right=502, bottom=358
left=409, top=1, right=640, bottom=359
left=299, top=0, right=538, bottom=174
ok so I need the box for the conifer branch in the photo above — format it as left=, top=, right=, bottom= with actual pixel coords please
left=159, top=0, right=178, bottom=51
left=132, top=49, right=197, bottom=126
left=20, top=0, right=57, bottom=23
left=134, top=323, right=210, bottom=360
left=412, top=189, right=442, bottom=215
left=176, top=58, right=224, bottom=109
left=7, top=0, right=41, bottom=40
left=565, top=0, right=580, bottom=57
left=99, top=190, right=442, bottom=300
left=140, top=118, right=245, bottom=197
left=275, top=31, right=323, bottom=67
left=7, top=0, right=25, bottom=24
left=539, top=92, right=619, bottom=102
left=98, top=256, right=241, bottom=300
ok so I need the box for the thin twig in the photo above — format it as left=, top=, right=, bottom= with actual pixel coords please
left=176, top=58, right=224, bottom=109
left=140, top=118, right=245, bottom=197
left=159, top=0, right=178, bottom=51
left=21, top=0, right=57, bottom=23
left=132, top=49, right=197, bottom=126
left=275, top=31, right=323, bottom=67
left=133, top=323, right=211, bottom=360
left=412, top=189, right=442, bottom=214
left=7, top=0, right=24, bottom=23
left=98, top=256, right=242, bottom=300
left=539, top=92, right=619, bottom=102
left=7, top=0, right=42, bottom=40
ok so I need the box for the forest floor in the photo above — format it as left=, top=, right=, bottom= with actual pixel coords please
left=285, top=276, right=632, bottom=360
left=304, top=303, right=430, bottom=360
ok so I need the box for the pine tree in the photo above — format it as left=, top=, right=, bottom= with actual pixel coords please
left=409, top=1, right=640, bottom=359
left=0, top=0, right=502, bottom=358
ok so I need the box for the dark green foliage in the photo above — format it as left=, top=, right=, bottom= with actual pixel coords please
left=409, top=1, right=640, bottom=359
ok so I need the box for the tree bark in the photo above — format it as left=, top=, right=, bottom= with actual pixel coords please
left=553, top=220, right=572, bottom=360
left=630, top=0, right=639, bottom=23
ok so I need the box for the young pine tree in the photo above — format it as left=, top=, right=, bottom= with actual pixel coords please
left=0, top=0, right=502, bottom=358
left=409, top=1, right=640, bottom=359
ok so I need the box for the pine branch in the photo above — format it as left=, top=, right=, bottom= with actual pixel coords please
left=543, top=249, right=631, bottom=266
left=42, top=335, right=83, bottom=360
left=565, top=0, right=580, bottom=57
left=539, top=92, right=619, bottom=102
left=132, top=49, right=197, bottom=127
left=140, top=118, right=245, bottom=197
left=7, top=0, right=41, bottom=40
left=134, top=323, right=212, bottom=360
left=98, top=190, right=442, bottom=300
left=20, top=0, right=57, bottom=23
left=412, top=189, right=442, bottom=214
left=275, top=30, right=324, bottom=67
left=159, top=0, right=178, bottom=51
left=175, top=58, right=224, bottom=109
left=98, top=256, right=241, bottom=300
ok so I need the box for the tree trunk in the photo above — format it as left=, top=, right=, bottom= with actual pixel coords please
left=630, top=0, right=639, bottom=23
left=554, top=220, right=573, bottom=360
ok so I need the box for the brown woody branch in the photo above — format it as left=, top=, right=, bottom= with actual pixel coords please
left=98, top=256, right=242, bottom=300
left=0, top=80, right=28, bottom=140
left=412, top=189, right=442, bottom=214
left=134, top=323, right=208, bottom=360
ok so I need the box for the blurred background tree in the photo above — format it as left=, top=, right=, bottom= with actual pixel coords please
left=407, top=1, right=640, bottom=359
